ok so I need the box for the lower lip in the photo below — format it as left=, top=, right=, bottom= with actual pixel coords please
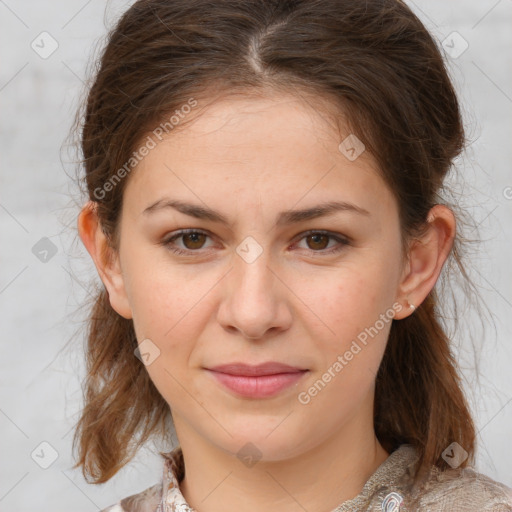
left=207, top=370, right=308, bottom=398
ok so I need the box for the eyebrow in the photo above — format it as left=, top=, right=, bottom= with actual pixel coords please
left=142, top=198, right=370, bottom=225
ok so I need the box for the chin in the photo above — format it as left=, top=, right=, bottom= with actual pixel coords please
left=215, top=428, right=309, bottom=464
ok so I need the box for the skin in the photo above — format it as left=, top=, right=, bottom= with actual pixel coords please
left=78, top=90, right=456, bottom=512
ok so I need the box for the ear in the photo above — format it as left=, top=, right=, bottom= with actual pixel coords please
left=393, top=204, right=455, bottom=320
left=77, top=201, right=133, bottom=319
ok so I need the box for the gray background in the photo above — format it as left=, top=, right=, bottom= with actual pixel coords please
left=0, top=0, right=511, bottom=510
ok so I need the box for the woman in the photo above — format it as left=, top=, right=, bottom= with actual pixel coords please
left=74, top=0, right=512, bottom=510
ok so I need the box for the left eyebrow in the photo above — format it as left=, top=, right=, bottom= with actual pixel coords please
left=276, top=200, right=371, bottom=225
left=141, top=198, right=371, bottom=226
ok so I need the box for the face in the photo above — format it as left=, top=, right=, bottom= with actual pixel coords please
left=113, top=91, right=407, bottom=460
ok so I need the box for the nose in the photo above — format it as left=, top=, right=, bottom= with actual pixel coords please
left=216, top=248, right=293, bottom=341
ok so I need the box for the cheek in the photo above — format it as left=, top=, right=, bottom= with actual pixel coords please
left=302, top=258, right=399, bottom=378
left=297, top=274, right=394, bottom=424
left=307, top=265, right=393, bottom=335
left=121, top=250, right=201, bottom=346
left=124, top=263, right=209, bottom=402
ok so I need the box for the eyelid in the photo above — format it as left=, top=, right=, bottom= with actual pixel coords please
left=161, top=228, right=217, bottom=254
left=292, top=229, right=351, bottom=245
left=290, top=229, right=351, bottom=256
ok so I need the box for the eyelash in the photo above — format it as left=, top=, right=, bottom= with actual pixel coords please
left=160, top=229, right=350, bottom=257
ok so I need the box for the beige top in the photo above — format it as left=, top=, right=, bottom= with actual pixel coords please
left=102, top=444, right=512, bottom=511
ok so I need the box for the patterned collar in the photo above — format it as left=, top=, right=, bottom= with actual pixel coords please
left=160, top=446, right=192, bottom=511
left=107, top=444, right=512, bottom=511
left=157, top=444, right=420, bottom=512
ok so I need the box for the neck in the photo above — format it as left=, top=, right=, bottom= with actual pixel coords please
left=175, top=413, right=389, bottom=512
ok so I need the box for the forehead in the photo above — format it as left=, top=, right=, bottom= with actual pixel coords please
left=169, top=90, right=348, bottom=155
left=121, top=91, right=397, bottom=224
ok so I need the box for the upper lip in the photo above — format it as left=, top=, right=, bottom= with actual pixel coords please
left=206, top=362, right=307, bottom=376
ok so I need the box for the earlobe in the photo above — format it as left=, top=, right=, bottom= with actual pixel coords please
left=77, top=201, right=133, bottom=319
left=394, top=204, right=456, bottom=320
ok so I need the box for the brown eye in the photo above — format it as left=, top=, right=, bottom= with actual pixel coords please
left=162, top=229, right=214, bottom=255
left=182, top=232, right=207, bottom=250
left=305, top=233, right=330, bottom=250
left=294, top=230, right=350, bottom=255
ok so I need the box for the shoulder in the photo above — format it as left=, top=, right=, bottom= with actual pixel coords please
left=412, top=465, right=512, bottom=511
left=101, top=482, right=163, bottom=512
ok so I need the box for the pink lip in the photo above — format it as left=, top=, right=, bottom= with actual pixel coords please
left=205, top=362, right=308, bottom=398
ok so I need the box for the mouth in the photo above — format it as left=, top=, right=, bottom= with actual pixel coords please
left=204, top=362, right=309, bottom=398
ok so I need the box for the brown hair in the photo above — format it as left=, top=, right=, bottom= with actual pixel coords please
left=73, top=0, right=477, bottom=484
